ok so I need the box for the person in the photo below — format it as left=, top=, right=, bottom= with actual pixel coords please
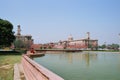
left=30, top=48, right=35, bottom=54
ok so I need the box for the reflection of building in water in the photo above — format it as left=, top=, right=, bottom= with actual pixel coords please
left=68, top=53, right=73, bottom=63
left=15, top=25, right=34, bottom=49
left=59, top=53, right=73, bottom=63
left=84, top=53, right=90, bottom=67
left=58, top=52, right=97, bottom=66
left=82, top=52, right=98, bottom=67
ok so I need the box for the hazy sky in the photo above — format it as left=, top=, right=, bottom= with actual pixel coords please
left=0, top=0, right=120, bottom=45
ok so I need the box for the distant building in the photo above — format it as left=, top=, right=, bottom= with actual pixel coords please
left=53, top=32, right=98, bottom=50
left=15, top=25, right=34, bottom=49
left=30, top=32, right=98, bottom=50
left=31, top=44, right=42, bottom=49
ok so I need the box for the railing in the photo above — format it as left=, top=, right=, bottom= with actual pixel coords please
left=22, top=55, right=64, bottom=80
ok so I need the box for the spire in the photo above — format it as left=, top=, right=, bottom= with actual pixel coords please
left=86, top=32, right=90, bottom=40
left=17, top=25, right=21, bottom=36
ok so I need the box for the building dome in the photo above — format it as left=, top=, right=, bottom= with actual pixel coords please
left=68, top=34, right=73, bottom=41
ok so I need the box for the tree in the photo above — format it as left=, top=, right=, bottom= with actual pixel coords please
left=14, top=40, right=25, bottom=49
left=14, top=39, right=32, bottom=50
left=99, top=44, right=106, bottom=49
left=0, top=19, right=15, bottom=48
left=107, top=44, right=119, bottom=50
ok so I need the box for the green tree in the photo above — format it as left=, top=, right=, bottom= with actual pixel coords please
left=99, top=44, right=106, bottom=49
left=14, top=40, right=25, bottom=49
left=0, top=18, right=15, bottom=48
left=14, top=40, right=32, bottom=50
left=107, top=44, right=119, bottom=50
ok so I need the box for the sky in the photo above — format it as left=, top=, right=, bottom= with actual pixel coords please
left=0, top=0, right=120, bottom=45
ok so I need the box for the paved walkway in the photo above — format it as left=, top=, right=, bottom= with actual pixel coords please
left=14, top=54, right=64, bottom=80
left=14, top=63, right=25, bottom=80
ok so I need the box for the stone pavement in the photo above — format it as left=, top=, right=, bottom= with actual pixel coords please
left=14, top=63, right=25, bottom=80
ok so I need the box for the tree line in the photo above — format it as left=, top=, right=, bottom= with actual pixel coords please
left=99, top=44, right=119, bottom=50
left=0, top=18, right=15, bottom=48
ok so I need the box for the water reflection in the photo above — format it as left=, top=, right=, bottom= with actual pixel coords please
left=34, top=52, right=120, bottom=80
left=58, top=52, right=97, bottom=67
left=59, top=53, right=73, bottom=63
left=83, top=52, right=98, bottom=67
left=30, top=54, right=45, bottom=60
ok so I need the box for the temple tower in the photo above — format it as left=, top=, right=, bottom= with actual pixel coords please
left=86, top=32, right=90, bottom=40
left=17, top=25, right=21, bottom=36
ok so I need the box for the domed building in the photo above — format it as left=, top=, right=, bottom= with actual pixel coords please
left=53, top=32, right=98, bottom=50
left=68, top=34, right=73, bottom=41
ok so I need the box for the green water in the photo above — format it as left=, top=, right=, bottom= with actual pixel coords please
left=34, top=52, right=120, bottom=80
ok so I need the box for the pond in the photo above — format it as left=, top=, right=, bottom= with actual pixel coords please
left=34, top=52, right=120, bottom=80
